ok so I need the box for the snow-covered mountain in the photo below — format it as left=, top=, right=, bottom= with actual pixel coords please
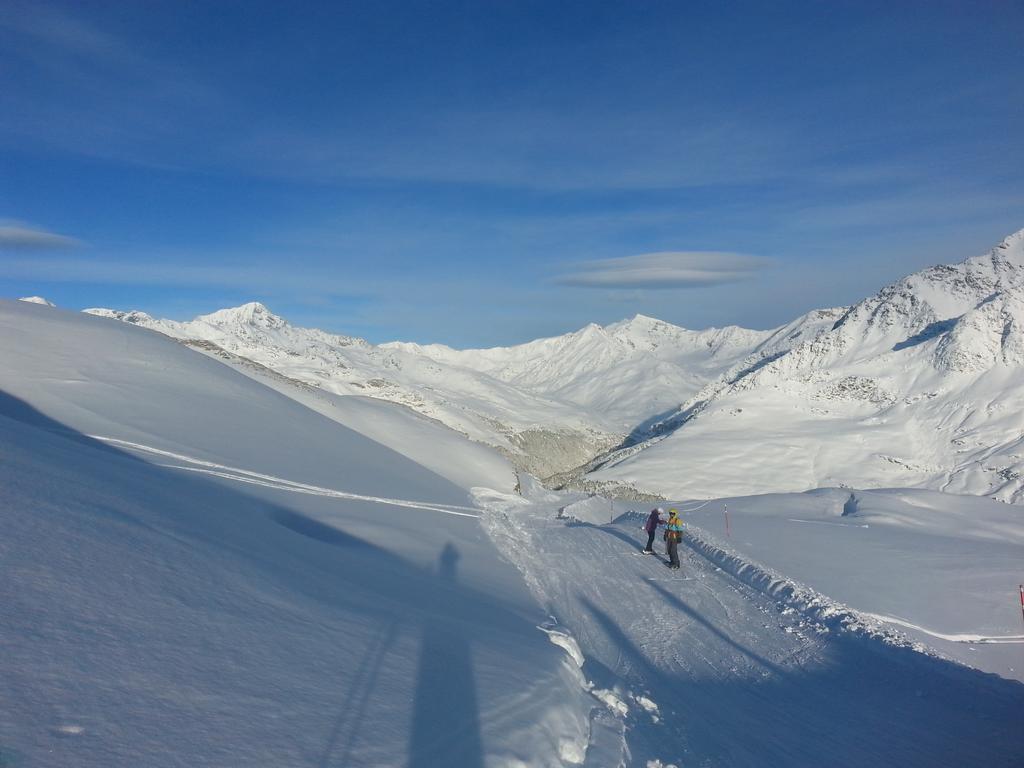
left=84, top=303, right=612, bottom=478
left=18, top=295, right=55, bottom=306
left=588, top=229, right=1024, bottom=502
left=79, top=227, right=1024, bottom=504
left=385, top=316, right=772, bottom=428
left=83, top=305, right=773, bottom=484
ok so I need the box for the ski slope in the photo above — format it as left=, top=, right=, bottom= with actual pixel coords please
left=479, top=483, right=1024, bottom=767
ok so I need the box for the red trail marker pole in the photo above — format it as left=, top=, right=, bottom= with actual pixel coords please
left=1019, top=584, right=1024, bottom=625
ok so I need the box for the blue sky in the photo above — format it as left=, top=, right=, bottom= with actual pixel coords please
left=1, top=0, right=1022, bottom=346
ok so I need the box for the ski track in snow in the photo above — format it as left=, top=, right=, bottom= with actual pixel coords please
left=787, top=517, right=869, bottom=528
left=862, top=613, right=1024, bottom=644
left=89, top=435, right=482, bottom=518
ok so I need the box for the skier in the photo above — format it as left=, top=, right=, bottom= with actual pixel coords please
left=642, top=507, right=664, bottom=554
left=664, top=509, right=684, bottom=569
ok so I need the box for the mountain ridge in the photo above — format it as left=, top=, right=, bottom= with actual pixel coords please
left=71, top=226, right=1024, bottom=502
left=79, top=299, right=782, bottom=485
left=587, top=228, right=1024, bottom=502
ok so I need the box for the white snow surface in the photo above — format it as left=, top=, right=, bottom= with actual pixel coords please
left=674, top=488, right=1024, bottom=679
left=165, top=337, right=517, bottom=492
left=558, top=495, right=618, bottom=526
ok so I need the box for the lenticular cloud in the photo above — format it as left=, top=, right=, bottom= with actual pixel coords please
left=0, top=221, right=79, bottom=250
left=555, top=250, right=772, bottom=289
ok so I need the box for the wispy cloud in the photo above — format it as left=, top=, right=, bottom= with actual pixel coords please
left=554, top=251, right=772, bottom=289
left=0, top=2, right=221, bottom=169
left=0, top=222, right=80, bottom=250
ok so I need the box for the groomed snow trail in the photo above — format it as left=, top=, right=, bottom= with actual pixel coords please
left=477, top=487, right=1024, bottom=767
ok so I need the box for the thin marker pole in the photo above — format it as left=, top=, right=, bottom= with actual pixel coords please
left=724, top=504, right=731, bottom=538
left=1019, top=584, right=1024, bottom=625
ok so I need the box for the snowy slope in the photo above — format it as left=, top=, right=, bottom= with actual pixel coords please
left=0, top=300, right=593, bottom=767
left=590, top=229, right=1024, bottom=502
left=82, top=306, right=776, bottom=481
left=384, top=315, right=770, bottom=429
left=673, top=488, right=1024, bottom=680
left=165, top=337, right=516, bottom=492
left=84, top=303, right=623, bottom=478
left=476, top=482, right=1024, bottom=766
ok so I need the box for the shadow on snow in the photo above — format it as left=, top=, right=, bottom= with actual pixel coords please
left=0, top=391, right=502, bottom=768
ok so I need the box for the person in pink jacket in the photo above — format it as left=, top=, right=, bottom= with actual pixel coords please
left=642, top=507, right=664, bottom=554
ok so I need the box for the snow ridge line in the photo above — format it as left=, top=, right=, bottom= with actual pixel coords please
left=89, top=436, right=482, bottom=518
left=679, top=524, right=930, bottom=653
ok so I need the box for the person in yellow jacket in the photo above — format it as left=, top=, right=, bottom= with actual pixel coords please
left=663, top=508, right=684, bottom=569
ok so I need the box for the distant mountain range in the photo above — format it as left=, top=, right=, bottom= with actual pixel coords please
left=63, top=227, right=1024, bottom=503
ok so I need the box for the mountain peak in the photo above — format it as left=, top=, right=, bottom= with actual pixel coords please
left=198, top=302, right=286, bottom=330
left=605, top=314, right=680, bottom=335
left=624, top=313, right=672, bottom=328
left=232, top=301, right=272, bottom=315
left=998, top=227, right=1024, bottom=245
left=993, top=227, right=1024, bottom=262
left=18, top=296, right=55, bottom=307
left=83, top=307, right=156, bottom=324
